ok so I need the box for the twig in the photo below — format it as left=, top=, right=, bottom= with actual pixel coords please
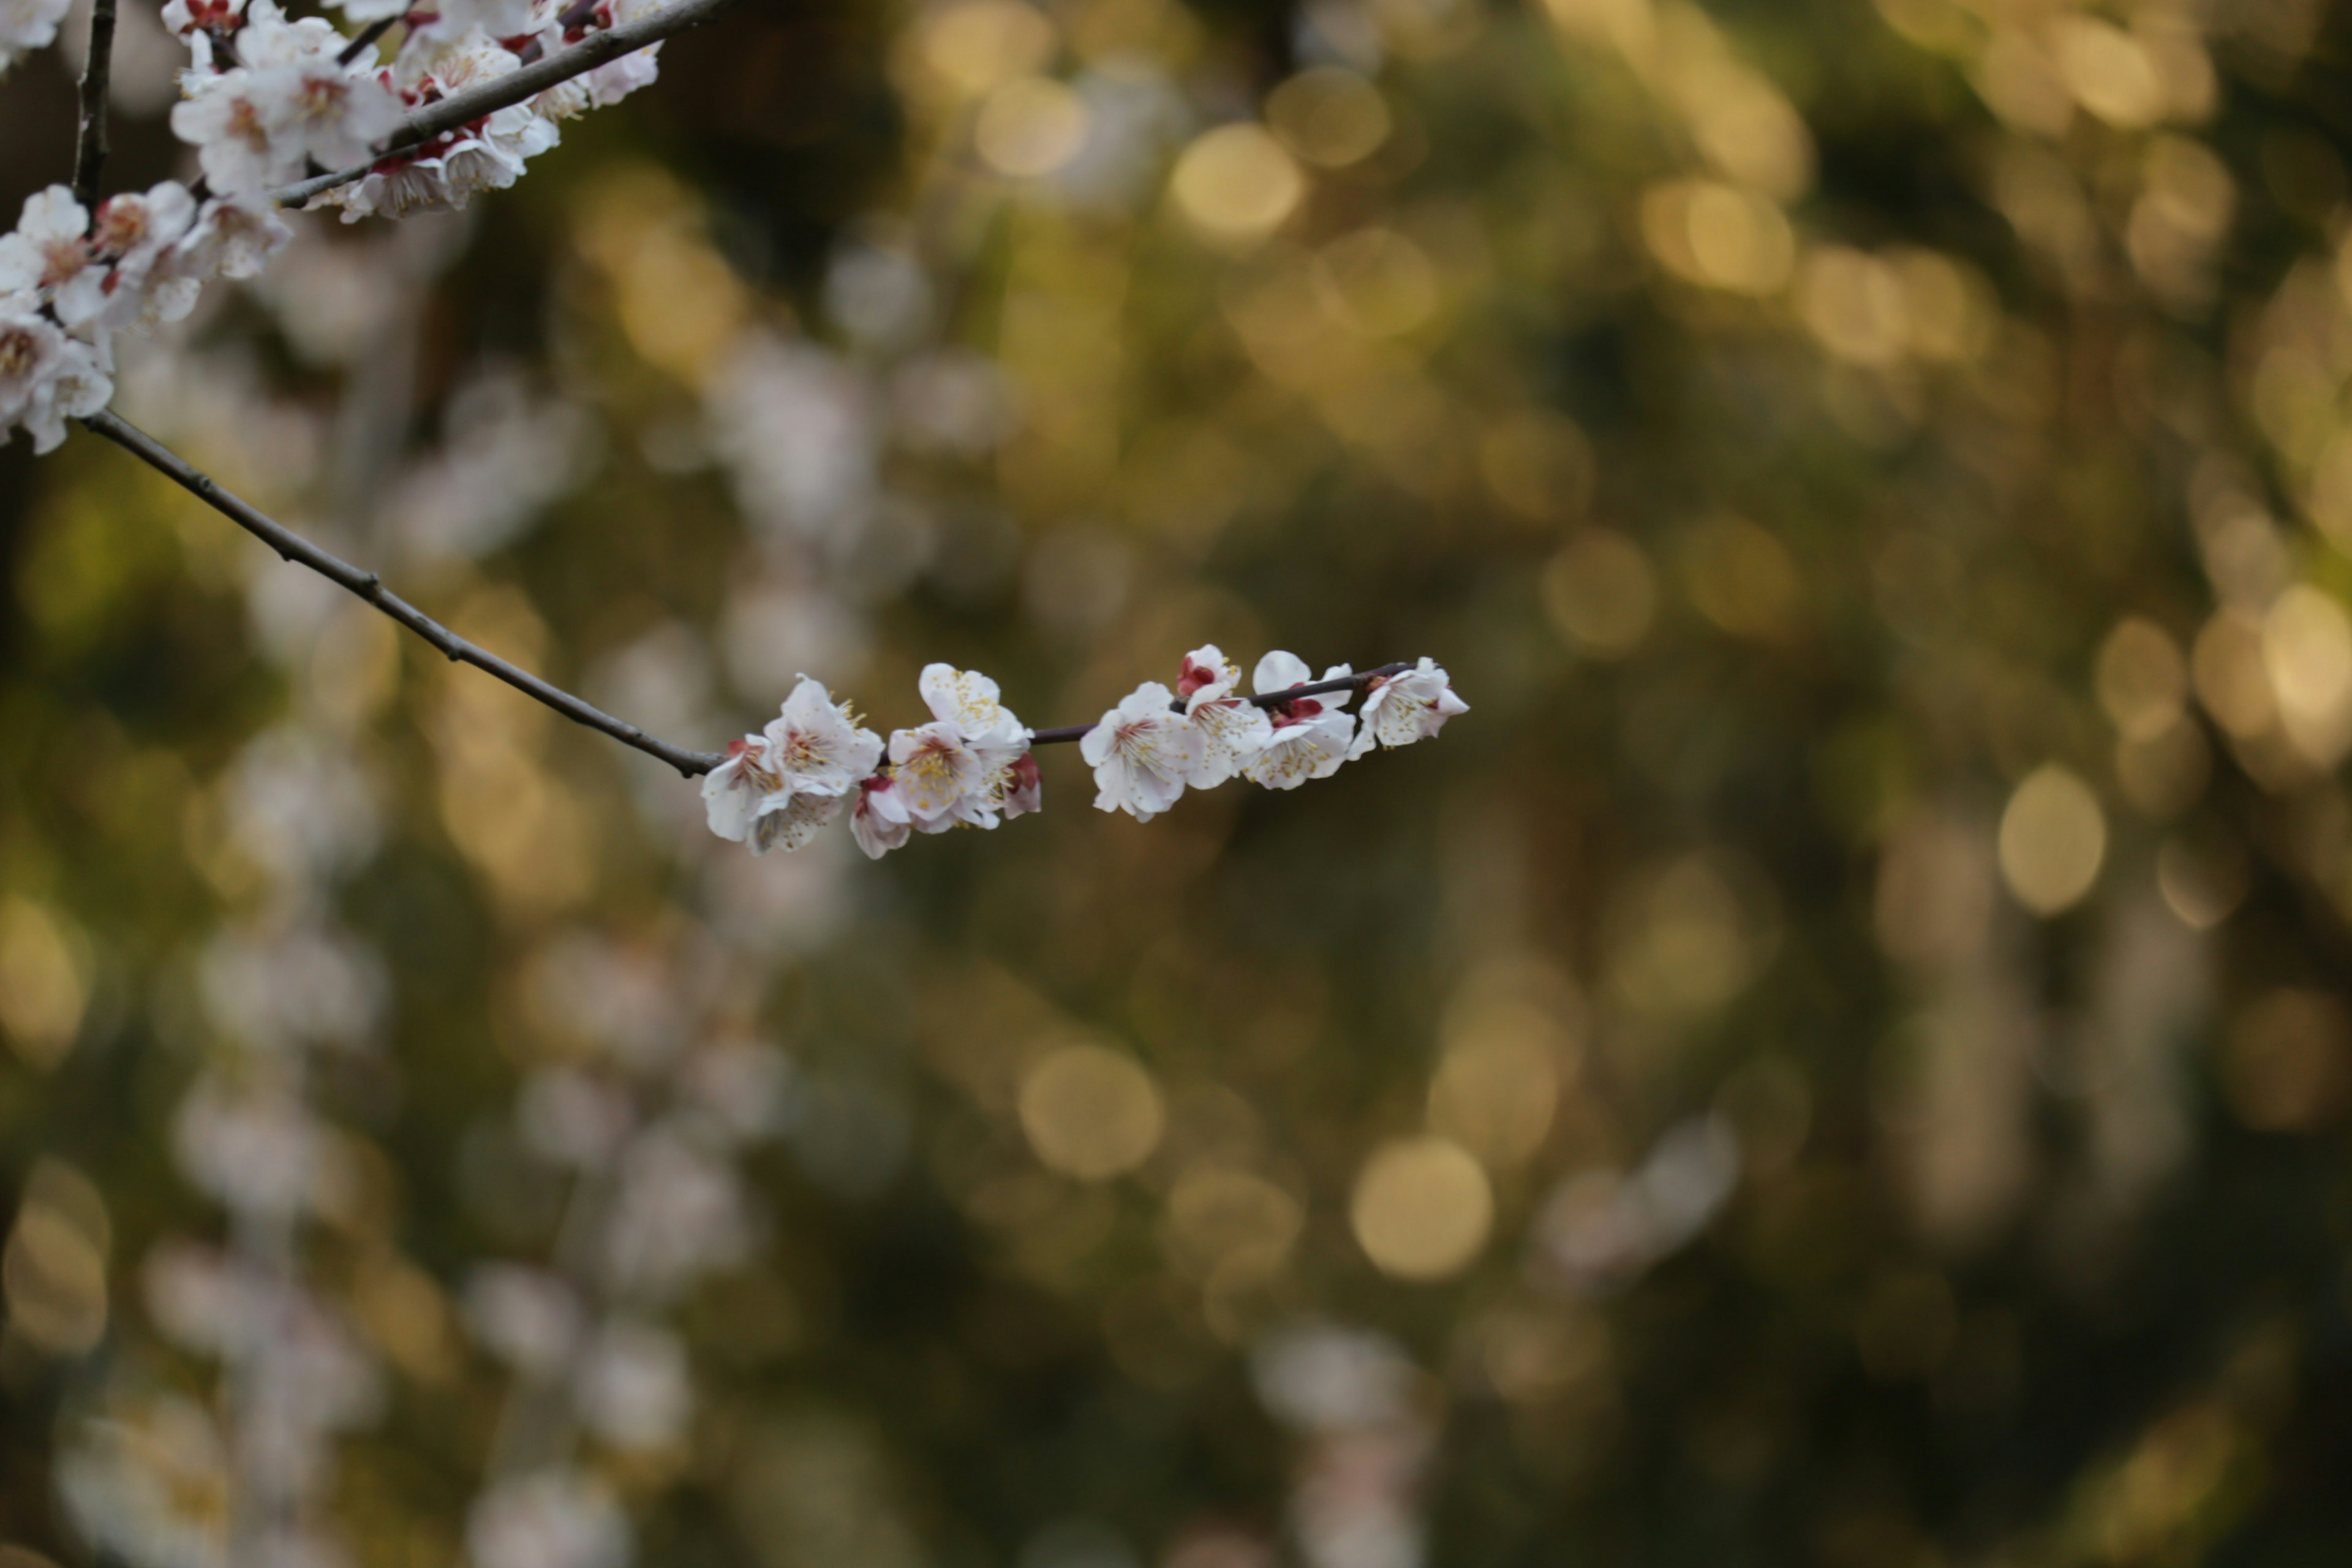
left=80, top=410, right=727, bottom=778
left=1027, top=666, right=1412, bottom=746
left=75, top=414, right=1411, bottom=779
left=268, top=0, right=755, bottom=209
left=336, top=12, right=403, bottom=67
left=71, top=0, right=117, bottom=212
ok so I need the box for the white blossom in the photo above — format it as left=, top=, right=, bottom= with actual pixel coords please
left=0, top=187, right=100, bottom=318
left=703, top=677, right=880, bottom=853
left=1242, top=651, right=1355, bottom=791
left=464, top=1264, right=586, bottom=1378
left=919, top=662, right=1026, bottom=752
left=165, top=189, right=293, bottom=287
left=1348, top=657, right=1469, bottom=758
left=467, top=1469, right=630, bottom=1568
left=171, top=2, right=404, bottom=196
left=0, top=300, right=74, bottom=435
left=1176, top=643, right=1272, bottom=788
left=0, top=293, right=111, bottom=455
left=701, top=734, right=788, bottom=843
left=886, top=720, right=987, bottom=829
left=317, top=31, right=561, bottom=221
left=83, top=182, right=199, bottom=328
left=767, top=674, right=883, bottom=796
left=1081, top=680, right=1201, bottom=821
left=0, top=0, right=71, bottom=75
left=748, top=790, right=844, bottom=855
left=574, top=1319, right=691, bottom=1450
left=601, top=1125, right=750, bottom=1298
left=850, top=774, right=913, bottom=858
left=412, top=0, right=538, bottom=43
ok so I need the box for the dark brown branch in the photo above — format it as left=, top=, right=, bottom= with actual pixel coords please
left=336, top=12, right=403, bottom=67
left=1025, top=665, right=1412, bottom=746
left=80, top=410, right=726, bottom=778
left=71, top=0, right=117, bottom=212
left=268, top=0, right=753, bottom=209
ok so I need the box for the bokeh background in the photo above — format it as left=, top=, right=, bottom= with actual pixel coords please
left=5, top=0, right=2352, bottom=1562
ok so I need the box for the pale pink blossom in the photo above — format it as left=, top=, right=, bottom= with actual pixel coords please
left=1082, top=680, right=1201, bottom=820
left=850, top=774, right=913, bottom=858
left=1001, top=751, right=1042, bottom=818
left=1347, top=657, right=1469, bottom=758
left=1177, top=643, right=1272, bottom=788
left=1242, top=651, right=1355, bottom=791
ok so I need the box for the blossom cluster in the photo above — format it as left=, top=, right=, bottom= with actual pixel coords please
left=0, top=0, right=674, bottom=451
left=165, top=0, right=665, bottom=224
left=0, top=181, right=288, bottom=451
left=703, top=650, right=1468, bottom=861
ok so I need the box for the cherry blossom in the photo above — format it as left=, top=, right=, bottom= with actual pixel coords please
left=0, top=187, right=99, bottom=318
left=1001, top=752, right=1043, bottom=818
left=1243, top=651, right=1356, bottom=791
left=700, top=733, right=787, bottom=844
left=17, top=332, right=113, bottom=453
left=0, top=299, right=110, bottom=454
left=1348, top=657, right=1469, bottom=759
left=1177, top=643, right=1272, bottom=788
left=160, top=0, right=246, bottom=36
left=919, top=662, right=1028, bottom=752
left=163, top=188, right=293, bottom=288
left=170, top=1, right=403, bottom=195
left=850, top=774, right=913, bottom=859
left=748, top=790, right=843, bottom=855
left=90, top=182, right=197, bottom=300
left=701, top=677, right=880, bottom=848
left=891, top=663, right=1032, bottom=830
left=1082, top=680, right=1203, bottom=821
left=0, top=0, right=71, bottom=75
left=315, top=29, right=564, bottom=221
left=888, top=720, right=989, bottom=829
left=767, top=675, right=884, bottom=796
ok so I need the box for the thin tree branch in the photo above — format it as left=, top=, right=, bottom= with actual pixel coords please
left=80, top=409, right=727, bottom=778
left=336, top=12, right=403, bottom=67
left=71, top=0, right=118, bottom=212
left=268, top=0, right=755, bottom=209
left=1025, top=666, right=1412, bottom=746
left=74, top=414, right=1412, bottom=781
